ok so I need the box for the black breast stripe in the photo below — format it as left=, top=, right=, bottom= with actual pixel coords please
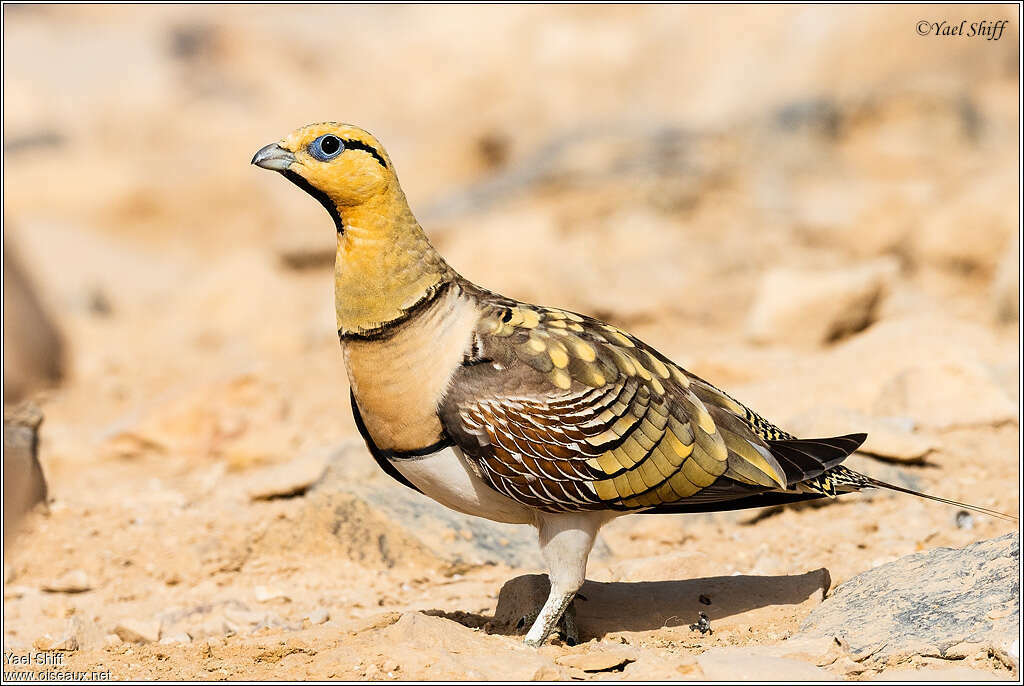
left=338, top=281, right=450, bottom=343
left=350, top=391, right=423, bottom=492
left=350, top=392, right=455, bottom=492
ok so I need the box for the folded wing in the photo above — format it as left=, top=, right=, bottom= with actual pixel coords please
left=439, top=300, right=865, bottom=513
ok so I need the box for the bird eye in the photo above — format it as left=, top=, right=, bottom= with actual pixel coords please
left=310, top=134, right=344, bottom=161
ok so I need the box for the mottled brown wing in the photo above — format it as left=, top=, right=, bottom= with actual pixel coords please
left=439, top=302, right=803, bottom=513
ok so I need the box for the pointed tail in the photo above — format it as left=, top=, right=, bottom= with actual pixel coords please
left=821, top=465, right=1017, bottom=522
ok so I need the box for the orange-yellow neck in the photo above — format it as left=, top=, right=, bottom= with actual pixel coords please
left=334, top=187, right=455, bottom=337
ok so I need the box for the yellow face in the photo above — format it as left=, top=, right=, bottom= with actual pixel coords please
left=252, top=122, right=393, bottom=207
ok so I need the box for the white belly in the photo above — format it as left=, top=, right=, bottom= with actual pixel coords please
left=389, top=446, right=535, bottom=525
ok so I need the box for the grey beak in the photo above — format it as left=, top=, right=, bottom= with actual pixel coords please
left=251, top=143, right=296, bottom=171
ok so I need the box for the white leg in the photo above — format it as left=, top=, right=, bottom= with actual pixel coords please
left=523, top=511, right=608, bottom=647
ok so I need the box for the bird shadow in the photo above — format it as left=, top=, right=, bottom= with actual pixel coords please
left=471, top=568, right=830, bottom=639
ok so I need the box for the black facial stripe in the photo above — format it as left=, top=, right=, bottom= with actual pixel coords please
left=342, top=139, right=388, bottom=168
left=281, top=169, right=345, bottom=234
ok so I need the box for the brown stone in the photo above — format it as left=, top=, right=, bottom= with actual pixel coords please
left=3, top=241, right=65, bottom=402
left=3, top=403, right=49, bottom=546
left=114, top=619, right=162, bottom=644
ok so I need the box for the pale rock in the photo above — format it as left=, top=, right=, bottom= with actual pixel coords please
left=41, top=569, right=93, bottom=594
left=33, top=630, right=79, bottom=652
left=873, top=665, right=1009, bottom=681
left=158, top=632, right=192, bottom=645
left=223, top=436, right=283, bottom=472
left=114, top=618, right=162, bottom=644
left=754, top=635, right=848, bottom=666
left=992, top=233, right=1019, bottom=322
left=345, top=611, right=402, bottom=634
left=224, top=607, right=266, bottom=627
left=199, top=636, right=227, bottom=649
left=913, top=171, right=1017, bottom=274
left=102, top=431, right=166, bottom=461
left=246, top=454, right=327, bottom=500
left=697, top=649, right=834, bottom=680
left=799, top=533, right=1019, bottom=666
left=555, top=646, right=637, bottom=672
left=620, top=651, right=703, bottom=680
left=103, top=634, right=123, bottom=648
left=306, top=608, right=329, bottom=625
left=685, top=634, right=847, bottom=672
left=255, top=586, right=290, bottom=603
left=365, top=612, right=549, bottom=680
left=987, top=607, right=1012, bottom=620
left=732, top=315, right=1018, bottom=431
left=34, top=618, right=82, bottom=651
left=4, top=585, right=35, bottom=600
left=531, top=665, right=571, bottom=680
left=872, top=361, right=1017, bottom=430
left=385, top=612, right=482, bottom=652
left=746, top=259, right=898, bottom=346
left=1006, top=638, right=1019, bottom=665
left=190, top=616, right=230, bottom=639
left=943, top=640, right=989, bottom=659
left=830, top=656, right=871, bottom=676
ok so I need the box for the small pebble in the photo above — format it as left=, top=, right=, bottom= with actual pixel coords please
left=42, top=570, right=92, bottom=594
left=224, top=608, right=265, bottom=627
left=114, top=619, right=162, bottom=644
left=255, top=586, right=290, bottom=603
left=307, top=608, right=329, bottom=625
left=955, top=510, right=974, bottom=530
left=159, top=633, right=192, bottom=645
left=33, top=632, right=79, bottom=651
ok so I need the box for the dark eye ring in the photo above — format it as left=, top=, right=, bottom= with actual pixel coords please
left=310, top=134, right=344, bottom=161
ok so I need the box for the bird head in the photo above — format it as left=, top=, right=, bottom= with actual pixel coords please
left=251, top=122, right=394, bottom=230
left=252, top=123, right=454, bottom=335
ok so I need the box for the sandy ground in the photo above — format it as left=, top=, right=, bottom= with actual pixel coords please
left=3, top=4, right=1020, bottom=681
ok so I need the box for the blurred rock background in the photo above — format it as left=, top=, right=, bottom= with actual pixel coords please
left=2, top=4, right=1019, bottom=680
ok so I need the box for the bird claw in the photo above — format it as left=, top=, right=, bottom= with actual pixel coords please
left=557, top=601, right=579, bottom=646
left=519, top=598, right=579, bottom=646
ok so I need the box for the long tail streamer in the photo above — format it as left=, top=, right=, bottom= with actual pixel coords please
left=861, top=474, right=1018, bottom=522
